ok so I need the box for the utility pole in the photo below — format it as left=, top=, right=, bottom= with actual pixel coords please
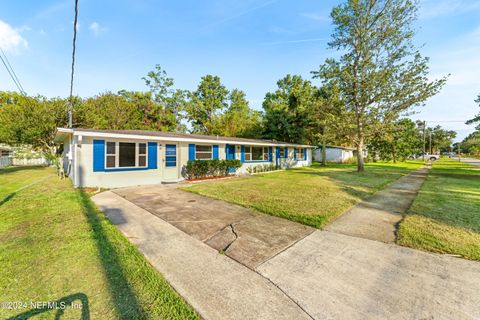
left=429, top=130, right=432, bottom=155
left=68, top=0, right=79, bottom=128
left=422, top=121, right=426, bottom=161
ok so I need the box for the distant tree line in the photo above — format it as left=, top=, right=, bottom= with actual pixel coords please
left=1, top=0, right=462, bottom=171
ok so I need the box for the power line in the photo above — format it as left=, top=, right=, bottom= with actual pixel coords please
left=68, top=0, right=79, bottom=128
left=0, top=48, right=26, bottom=95
left=0, top=48, right=26, bottom=94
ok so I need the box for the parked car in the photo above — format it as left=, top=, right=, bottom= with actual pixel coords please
left=424, top=153, right=440, bottom=161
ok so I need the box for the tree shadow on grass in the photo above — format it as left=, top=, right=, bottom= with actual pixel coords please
left=294, top=169, right=403, bottom=200
left=6, top=292, right=90, bottom=320
left=77, top=190, right=146, bottom=319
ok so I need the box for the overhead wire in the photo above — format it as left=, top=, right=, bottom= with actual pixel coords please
left=0, top=47, right=26, bottom=95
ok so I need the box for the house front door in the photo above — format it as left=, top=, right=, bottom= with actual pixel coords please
left=162, top=143, right=179, bottom=181
left=226, top=144, right=236, bottom=173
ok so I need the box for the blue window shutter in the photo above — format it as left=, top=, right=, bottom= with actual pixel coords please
left=93, top=139, right=105, bottom=172
left=188, top=144, right=195, bottom=161
left=285, top=147, right=288, bottom=159
left=241, top=145, right=245, bottom=163
left=276, top=147, right=280, bottom=165
left=148, top=142, right=157, bottom=169
left=294, top=147, right=297, bottom=160
left=268, top=147, right=273, bottom=162
left=213, top=145, right=219, bottom=159
left=304, top=148, right=307, bottom=161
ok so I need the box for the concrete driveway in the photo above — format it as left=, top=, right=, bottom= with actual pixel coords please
left=95, top=185, right=480, bottom=320
left=113, top=185, right=313, bottom=269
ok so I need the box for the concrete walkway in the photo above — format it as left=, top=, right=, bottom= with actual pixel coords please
left=93, top=191, right=312, bottom=320
left=325, top=167, right=429, bottom=243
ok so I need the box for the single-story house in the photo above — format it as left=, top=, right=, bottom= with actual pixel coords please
left=313, top=145, right=356, bottom=163
left=54, top=128, right=313, bottom=188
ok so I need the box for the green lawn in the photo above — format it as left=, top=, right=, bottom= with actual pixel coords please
left=0, top=166, right=199, bottom=320
left=397, top=159, right=480, bottom=261
left=183, top=161, right=423, bottom=228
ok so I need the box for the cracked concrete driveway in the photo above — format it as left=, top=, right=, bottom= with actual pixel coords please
left=113, top=185, right=313, bottom=269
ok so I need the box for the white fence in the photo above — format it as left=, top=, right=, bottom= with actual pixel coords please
left=0, top=156, right=12, bottom=168
left=0, top=157, right=50, bottom=168
left=13, top=157, right=50, bottom=166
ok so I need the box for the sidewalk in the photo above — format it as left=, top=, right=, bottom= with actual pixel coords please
left=93, top=191, right=312, bottom=320
left=325, top=167, right=429, bottom=243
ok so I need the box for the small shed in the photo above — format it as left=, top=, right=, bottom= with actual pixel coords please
left=313, top=145, right=355, bottom=163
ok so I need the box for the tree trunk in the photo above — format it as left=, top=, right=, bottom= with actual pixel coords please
left=356, top=118, right=365, bottom=172
left=357, top=135, right=365, bottom=172
left=392, top=145, right=397, bottom=163
left=321, top=136, right=327, bottom=166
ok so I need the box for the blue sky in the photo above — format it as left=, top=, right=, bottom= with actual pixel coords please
left=1, top=0, right=480, bottom=141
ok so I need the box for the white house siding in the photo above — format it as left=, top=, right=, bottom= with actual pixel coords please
left=314, top=147, right=354, bottom=163
left=74, top=136, right=163, bottom=188
left=61, top=131, right=313, bottom=188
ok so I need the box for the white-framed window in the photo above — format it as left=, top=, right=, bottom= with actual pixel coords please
left=296, top=148, right=305, bottom=160
left=105, top=141, right=148, bottom=169
left=245, top=146, right=269, bottom=161
left=195, top=145, right=212, bottom=160
left=279, top=147, right=286, bottom=158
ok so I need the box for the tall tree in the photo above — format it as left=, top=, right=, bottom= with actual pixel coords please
left=211, top=89, right=262, bottom=138
left=317, top=0, right=447, bottom=171
left=466, top=94, right=480, bottom=130
left=425, top=125, right=456, bottom=153
left=369, top=118, right=422, bottom=162
left=0, top=92, right=81, bottom=154
left=82, top=92, right=145, bottom=130
left=186, top=75, right=229, bottom=134
left=142, top=65, right=187, bottom=132
left=308, top=83, right=350, bottom=165
left=262, top=75, right=317, bottom=143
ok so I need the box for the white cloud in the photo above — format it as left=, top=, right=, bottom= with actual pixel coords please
left=88, top=22, right=105, bottom=36
left=0, top=20, right=28, bottom=52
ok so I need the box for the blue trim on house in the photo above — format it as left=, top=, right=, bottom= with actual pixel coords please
left=275, top=146, right=280, bottom=166
left=268, top=147, right=273, bottom=162
left=285, top=147, right=288, bottom=159
left=148, top=142, right=158, bottom=169
left=188, top=144, right=195, bottom=161
left=304, top=148, right=307, bottom=161
left=294, top=147, right=297, bottom=160
left=241, top=145, right=245, bottom=163
left=93, top=139, right=105, bottom=172
left=245, top=160, right=271, bottom=163
left=213, top=145, right=219, bottom=159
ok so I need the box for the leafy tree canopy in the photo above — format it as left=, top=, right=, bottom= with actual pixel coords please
left=262, top=74, right=317, bottom=144
left=317, top=0, right=447, bottom=171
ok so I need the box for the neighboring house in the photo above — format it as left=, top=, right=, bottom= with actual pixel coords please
left=54, top=128, right=313, bottom=188
left=313, top=145, right=356, bottom=163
